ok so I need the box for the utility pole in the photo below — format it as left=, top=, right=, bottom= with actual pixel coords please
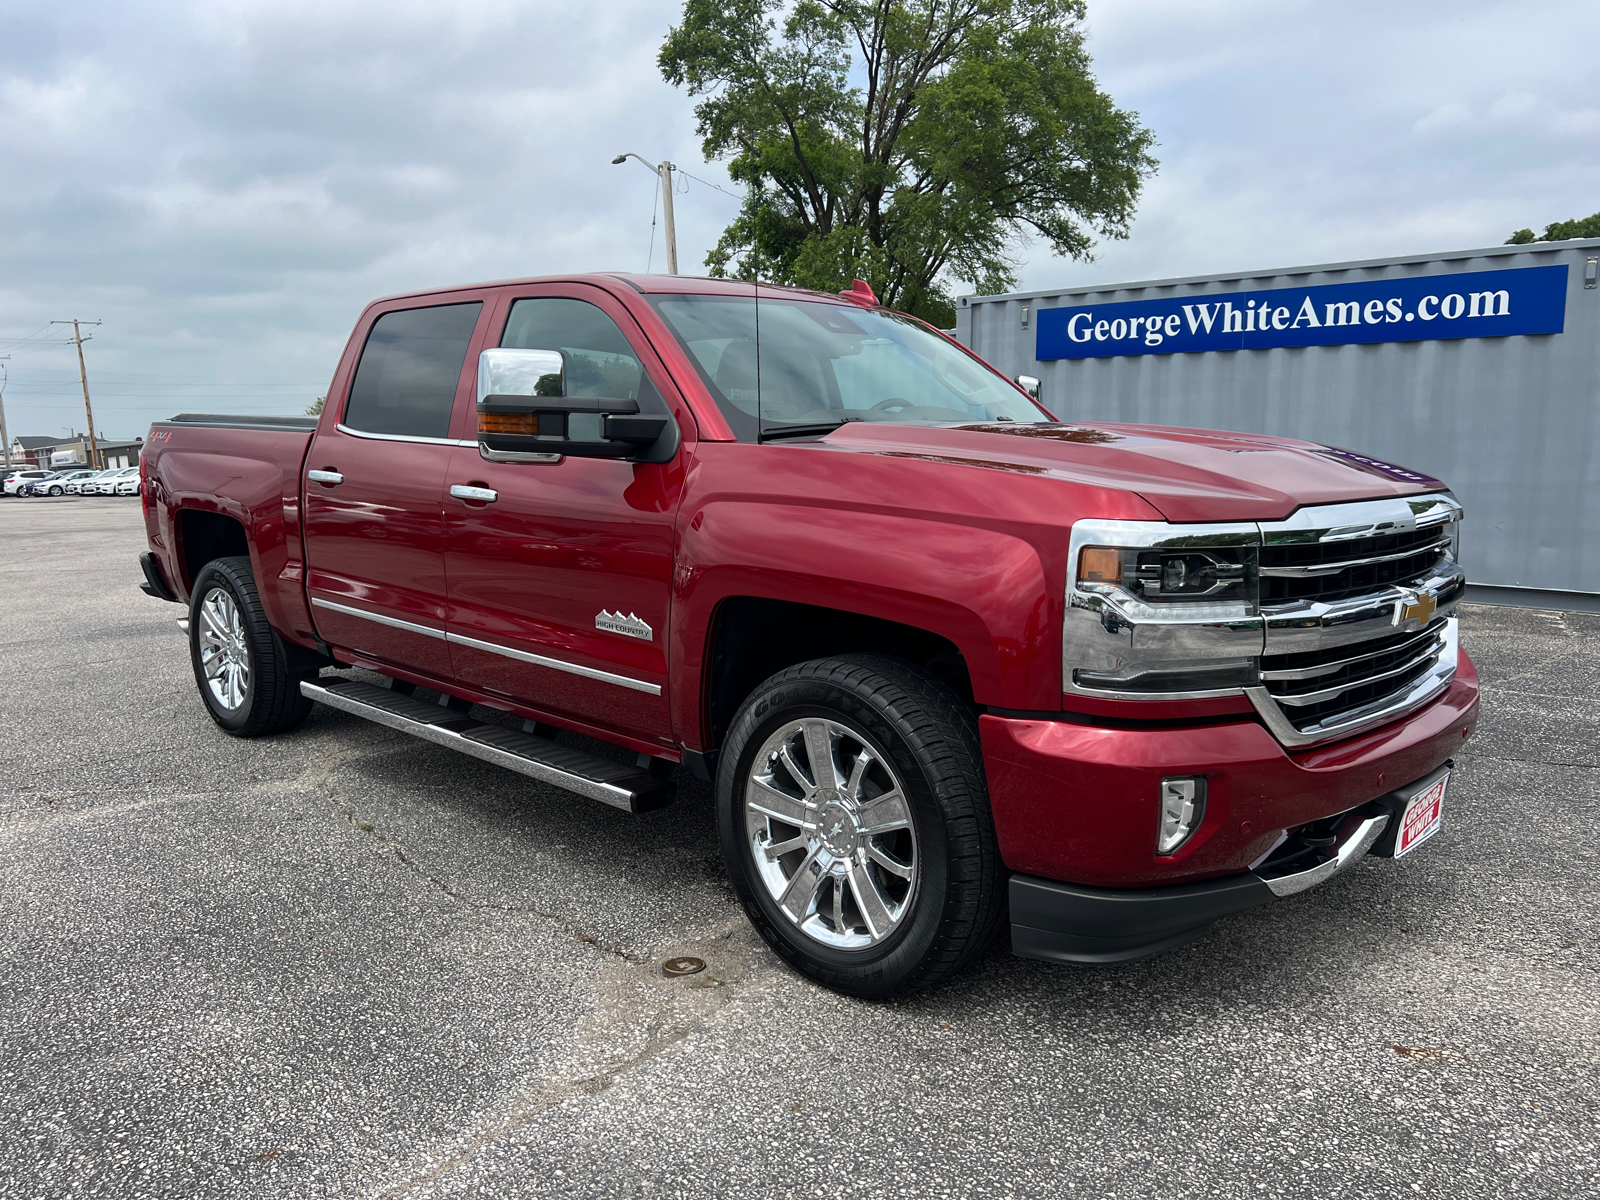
left=611, top=153, right=678, bottom=274
left=52, top=319, right=101, bottom=468
left=0, top=357, right=11, bottom=470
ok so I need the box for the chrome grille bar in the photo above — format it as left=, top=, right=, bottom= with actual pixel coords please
left=1258, top=533, right=1450, bottom=578
left=1265, top=636, right=1446, bottom=706
left=1260, top=624, right=1445, bottom=682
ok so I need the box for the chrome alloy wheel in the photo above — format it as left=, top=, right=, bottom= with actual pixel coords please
left=744, top=718, right=918, bottom=950
left=198, top=586, right=251, bottom=711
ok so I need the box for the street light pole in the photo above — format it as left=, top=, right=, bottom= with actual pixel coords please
left=52, top=319, right=102, bottom=468
left=612, top=153, right=678, bottom=274
left=0, top=357, right=11, bottom=471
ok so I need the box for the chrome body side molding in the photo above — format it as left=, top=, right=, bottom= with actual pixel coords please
left=445, top=631, right=661, bottom=695
left=335, top=423, right=479, bottom=448
left=312, top=596, right=447, bottom=640
left=309, top=596, right=661, bottom=695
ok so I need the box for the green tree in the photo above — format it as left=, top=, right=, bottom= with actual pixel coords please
left=306, top=395, right=325, bottom=416
left=659, top=0, right=1156, bottom=326
left=1506, top=210, right=1600, bottom=244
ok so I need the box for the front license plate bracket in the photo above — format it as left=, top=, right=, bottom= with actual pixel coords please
left=1367, top=763, right=1450, bottom=859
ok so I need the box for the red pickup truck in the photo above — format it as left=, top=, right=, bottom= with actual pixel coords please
left=138, top=273, right=1477, bottom=997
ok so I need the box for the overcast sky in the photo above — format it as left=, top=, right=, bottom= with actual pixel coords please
left=2, top=0, right=1596, bottom=440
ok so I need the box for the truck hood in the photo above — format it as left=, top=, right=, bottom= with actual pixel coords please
left=824, top=420, right=1446, bottom=522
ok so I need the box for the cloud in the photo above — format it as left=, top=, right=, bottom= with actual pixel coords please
left=1028, top=0, right=1600, bottom=292
left=1, top=0, right=1596, bottom=436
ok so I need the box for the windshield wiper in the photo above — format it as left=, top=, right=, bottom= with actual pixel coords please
left=759, top=419, right=853, bottom=442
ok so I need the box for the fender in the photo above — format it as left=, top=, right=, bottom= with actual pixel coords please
left=670, top=502, right=1056, bottom=748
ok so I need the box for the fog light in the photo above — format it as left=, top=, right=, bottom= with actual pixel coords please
left=1158, top=777, right=1206, bottom=855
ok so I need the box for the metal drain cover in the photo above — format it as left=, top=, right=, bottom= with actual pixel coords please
left=662, top=956, right=706, bottom=977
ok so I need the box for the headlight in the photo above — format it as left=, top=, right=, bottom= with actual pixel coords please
left=1064, top=520, right=1266, bottom=700
left=1079, top=545, right=1253, bottom=606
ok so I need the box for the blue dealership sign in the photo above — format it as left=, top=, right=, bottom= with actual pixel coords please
left=1036, top=264, right=1567, bottom=360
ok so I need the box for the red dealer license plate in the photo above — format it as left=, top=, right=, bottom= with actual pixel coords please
left=1395, top=771, right=1448, bottom=857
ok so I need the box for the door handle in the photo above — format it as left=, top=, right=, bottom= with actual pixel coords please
left=450, top=484, right=498, bottom=504
left=308, top=469, right=343, bottom=485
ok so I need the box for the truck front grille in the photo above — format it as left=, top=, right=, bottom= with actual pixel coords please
left=1258, top=527, right=1452, bottom=606
left=1259, top=622, right=1450, bottom=735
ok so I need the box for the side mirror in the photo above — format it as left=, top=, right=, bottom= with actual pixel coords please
left=1014, top=374, right=1041, bottom=400
left=476, top=348, right=672, bottom=462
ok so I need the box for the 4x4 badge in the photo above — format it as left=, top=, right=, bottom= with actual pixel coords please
left=1398, top=591, right=1437, bottom=627
left=596, top=610, right=653, bottom=641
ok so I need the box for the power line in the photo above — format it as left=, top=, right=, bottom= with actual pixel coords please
left=674, top=167, right=745, bottom=202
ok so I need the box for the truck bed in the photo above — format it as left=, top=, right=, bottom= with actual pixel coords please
left=142, top=412, right=320, bottom=646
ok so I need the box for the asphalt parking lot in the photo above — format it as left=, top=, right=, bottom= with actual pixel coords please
left=2, top=497, right=1596, bottom=1200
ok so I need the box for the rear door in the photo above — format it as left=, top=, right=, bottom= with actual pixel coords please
left=441, top=285, right=689, bottom=747
left=303, top=297, right=492, bottom=681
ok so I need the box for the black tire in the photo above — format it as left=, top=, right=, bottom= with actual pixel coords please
left=188, top=556, right=315, bottom=737
left=48, top=485, right=63, bottom=496
left=716, top=654, right=1005, bottom=999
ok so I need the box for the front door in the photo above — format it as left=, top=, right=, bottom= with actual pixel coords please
left=442, top=286, right=687, bottom=747
left=303, top=298, right=489, bottom=681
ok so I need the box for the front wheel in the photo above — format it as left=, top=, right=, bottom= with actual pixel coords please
left=717, top=654, right=1005, bottom=999
left=188, top=556, right=315, bottom=737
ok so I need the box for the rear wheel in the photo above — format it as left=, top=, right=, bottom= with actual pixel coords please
left=717, top=654, right=1005, bottom=998
left=188, top=556, right=315, bottom=737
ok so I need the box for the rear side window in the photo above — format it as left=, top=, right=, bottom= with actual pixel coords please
left=343, top=302, right=483, bottom=438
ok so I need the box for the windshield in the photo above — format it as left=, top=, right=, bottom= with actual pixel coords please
left=652, top=294, right=1049, bottom=442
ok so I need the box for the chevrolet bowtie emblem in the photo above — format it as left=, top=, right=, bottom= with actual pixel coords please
left=1399, top=591, right=1437, bottom=626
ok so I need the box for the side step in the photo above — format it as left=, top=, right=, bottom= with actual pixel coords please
left=300, top=678, right=673, bottom=813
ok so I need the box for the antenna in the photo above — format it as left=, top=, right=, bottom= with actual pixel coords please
left=753, top=179, right=763, bottom=442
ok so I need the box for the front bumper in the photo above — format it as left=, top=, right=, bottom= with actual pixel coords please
left=981, top=655, right=1477, bottom=888
left=1011, top=763, right=1445, bottom=963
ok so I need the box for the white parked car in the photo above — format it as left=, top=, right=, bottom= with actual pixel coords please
left=51, top=469, right=103, bottom=494
left=66, top=469, right=110, bottom=494
left=23, top=470, right=82, bottom=497
left=4, top=469, right=53, bottom=495
left=91, top=467, right=139, bottom=494
left=115, top=471, right=143, bottom=496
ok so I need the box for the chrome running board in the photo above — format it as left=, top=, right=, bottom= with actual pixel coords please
left=300, top=677, right=673, bottom=813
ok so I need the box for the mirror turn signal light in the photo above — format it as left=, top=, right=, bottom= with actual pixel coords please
left=480, top=412, right=541, bottom=436
left=1078, top=546, right=1121, bottom=584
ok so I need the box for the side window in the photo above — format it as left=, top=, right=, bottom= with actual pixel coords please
left=343, top=302, right=483, bottom=439
left=501, top=298, right=645, bottom=402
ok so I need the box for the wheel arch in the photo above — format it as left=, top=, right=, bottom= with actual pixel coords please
left=698, top=596, right=977, bottom=757
left=176, top=508, right=250, bottom=593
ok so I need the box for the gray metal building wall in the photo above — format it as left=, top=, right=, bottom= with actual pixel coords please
left=955, top=241, right=1600, bottom=605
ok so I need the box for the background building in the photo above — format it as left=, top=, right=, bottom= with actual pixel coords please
left=7, top=436, right=141, bottom=471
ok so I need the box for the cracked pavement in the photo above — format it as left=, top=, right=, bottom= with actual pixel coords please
left=2, top=499, right=1597, bottom=1200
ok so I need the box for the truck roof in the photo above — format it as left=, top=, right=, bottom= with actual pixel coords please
left=363, top=273, right=864, bottom=307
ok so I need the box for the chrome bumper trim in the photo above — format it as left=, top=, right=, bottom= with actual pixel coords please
left=1253, top=813, right=1390, bottom=898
